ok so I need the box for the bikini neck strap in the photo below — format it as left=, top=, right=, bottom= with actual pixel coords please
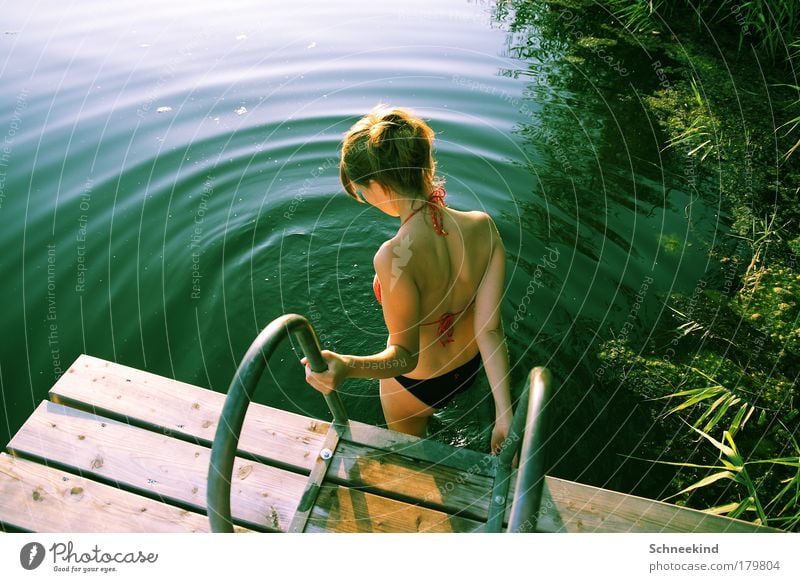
left=401, top=186, right=448, bottom=235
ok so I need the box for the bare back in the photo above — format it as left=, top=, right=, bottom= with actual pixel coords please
left=385, top=206, right=496, bottom=378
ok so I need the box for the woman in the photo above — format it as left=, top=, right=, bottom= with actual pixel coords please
left=301, top=106, right=513, bottom=454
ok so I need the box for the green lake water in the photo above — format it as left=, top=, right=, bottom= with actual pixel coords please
left=0, top=0, right=728, bottom=497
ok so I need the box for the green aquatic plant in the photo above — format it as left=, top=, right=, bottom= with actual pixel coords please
left=731, top=0, right=800, bottom=60
left=778, top=82, right=800, bottom=160
left=654, top=425, right=800, bottom=530
left=664, top=123, right=715, bottom=160
left=653, top=368, right=756, bottom=436
left=598, top=288, right=797, bottom=529
left=661, top=76, right=719, bottom=162
left=607, top=0, right=663, bottom=33
left=762, top=427, right=800, bottom=531
left=733, top=262, right=800, bottom=354
left=658, top=233, right=682, bottom=254
left=605, top=0, right=800, bottom=61
left=729, top=210, right=787, bottom=282
left=661, top=427, right=765, bottom=523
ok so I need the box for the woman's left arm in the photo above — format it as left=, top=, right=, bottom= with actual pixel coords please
left=301, top=241, right=420, bottom=394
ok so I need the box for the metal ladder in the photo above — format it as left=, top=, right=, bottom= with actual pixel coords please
left=207, top=314, right=552, bottom=533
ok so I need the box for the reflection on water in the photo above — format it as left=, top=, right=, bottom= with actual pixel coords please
left=0, top=0, right=728, bottom=498
left=483, top=2, right=728, bottom=494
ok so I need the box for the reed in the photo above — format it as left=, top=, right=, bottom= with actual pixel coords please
left=662, top=77, right=718, bottom=161
left=777, top=80, right=800, bottom=160
left=653, top=368, right=756, bottom=436
left=604, top=0, right=800, bottom=62
left=650, top=424, right=799, bottom=529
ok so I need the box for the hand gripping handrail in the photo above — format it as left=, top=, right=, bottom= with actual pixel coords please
left=486, top=366, right=552, bottom=532
left=207, top=314, right=347, bottom=533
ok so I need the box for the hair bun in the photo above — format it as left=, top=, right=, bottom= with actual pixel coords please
left=340, top=105, right=437, bottom=199
left=381, top=112, right=408, bottom=126
left=368, top=120, right=398, bottom=146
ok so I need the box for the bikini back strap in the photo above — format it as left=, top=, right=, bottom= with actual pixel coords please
left=419, top=296, right=475, bottom=346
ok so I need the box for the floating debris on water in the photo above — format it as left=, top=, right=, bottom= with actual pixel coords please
left=307, top=41, right=316, bottom=49
left=156, top=106, right=172, bottom=113
left=235, top=106, right=247, bottom=115
left=236, top=34, right=247, bottom=41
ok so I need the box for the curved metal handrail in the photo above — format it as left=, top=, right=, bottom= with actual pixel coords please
left=508, top=367, right=551, bottom=532
left=207, top=314, right=347, bottom=533
left=486, top=366, right=552, bottom=532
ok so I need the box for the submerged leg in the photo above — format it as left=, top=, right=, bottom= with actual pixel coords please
left=380, top=377, right=435, bottom=437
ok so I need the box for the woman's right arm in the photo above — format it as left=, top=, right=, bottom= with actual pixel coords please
left=473, top=215, right=513, bottom=455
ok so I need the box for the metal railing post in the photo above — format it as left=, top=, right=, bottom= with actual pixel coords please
left=207, top=314, right=348, bottom=533
left=486, top=381, right=529, bottom=531
left=486, top=366, right=552, bottom=532
left=508, top=367, right=551, bottom=532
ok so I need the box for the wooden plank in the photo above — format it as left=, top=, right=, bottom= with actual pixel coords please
left=51, top=355, right=495, bottom=478
left=343, top=421, right=495, bottom=477
left=0, top=454, right=252, bottom=533
left=49, top=354, right=329, bottom=472
left=7, top=402, right=306, bottom=532
left=328, top=441, right=494, bottom=522
left=306, top=484, right=482, bottom=533
left=526, top=476, right=779, bottom=533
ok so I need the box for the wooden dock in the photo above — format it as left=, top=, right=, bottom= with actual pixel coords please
left=0, top=354, right=779, bottom=533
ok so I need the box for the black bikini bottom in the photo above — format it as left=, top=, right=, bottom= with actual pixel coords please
left=394, top=353, right=482, bottom=409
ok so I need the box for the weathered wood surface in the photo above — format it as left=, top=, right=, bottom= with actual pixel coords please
left=535, top=476, right=778, bottom=533
left=0, top=453, right=251, bottom=533
left=49, top=354, right=329, bottom=472
left=8, top=402, right=305, bottom=532
left=306, top=484, right=482, bottom=533
left=328, top=441, right=494, bottom=522
left=342, top=421, right=494, bottom=477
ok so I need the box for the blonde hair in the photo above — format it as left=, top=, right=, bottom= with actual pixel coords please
left=339, top=106, right=439, bottom=200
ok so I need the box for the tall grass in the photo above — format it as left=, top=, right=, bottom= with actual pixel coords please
left=663, top=76, right=718, bottom=162
left=650, top=365, right=798, bottom=530
left=605, top=0, right=800, bottom=62
left=651, top=424, right=800, bottom=529
left=654, top=369, right=756, bottom=436
left=778, top=83, right=800, bottom=160
left=605, top=2, right=799, bottom=159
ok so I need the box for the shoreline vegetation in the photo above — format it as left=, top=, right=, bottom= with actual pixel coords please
left=503, top=1, right=799, bottom=529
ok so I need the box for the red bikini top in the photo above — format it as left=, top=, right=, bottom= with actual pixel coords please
left=373, top=187, right=474, bottom=346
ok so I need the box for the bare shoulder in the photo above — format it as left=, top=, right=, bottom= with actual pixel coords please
left=451, top=209, right=500, bottom=239
left=373, top=236, right=413, bottom=273
left=373, top=239, right=393, bottom=271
